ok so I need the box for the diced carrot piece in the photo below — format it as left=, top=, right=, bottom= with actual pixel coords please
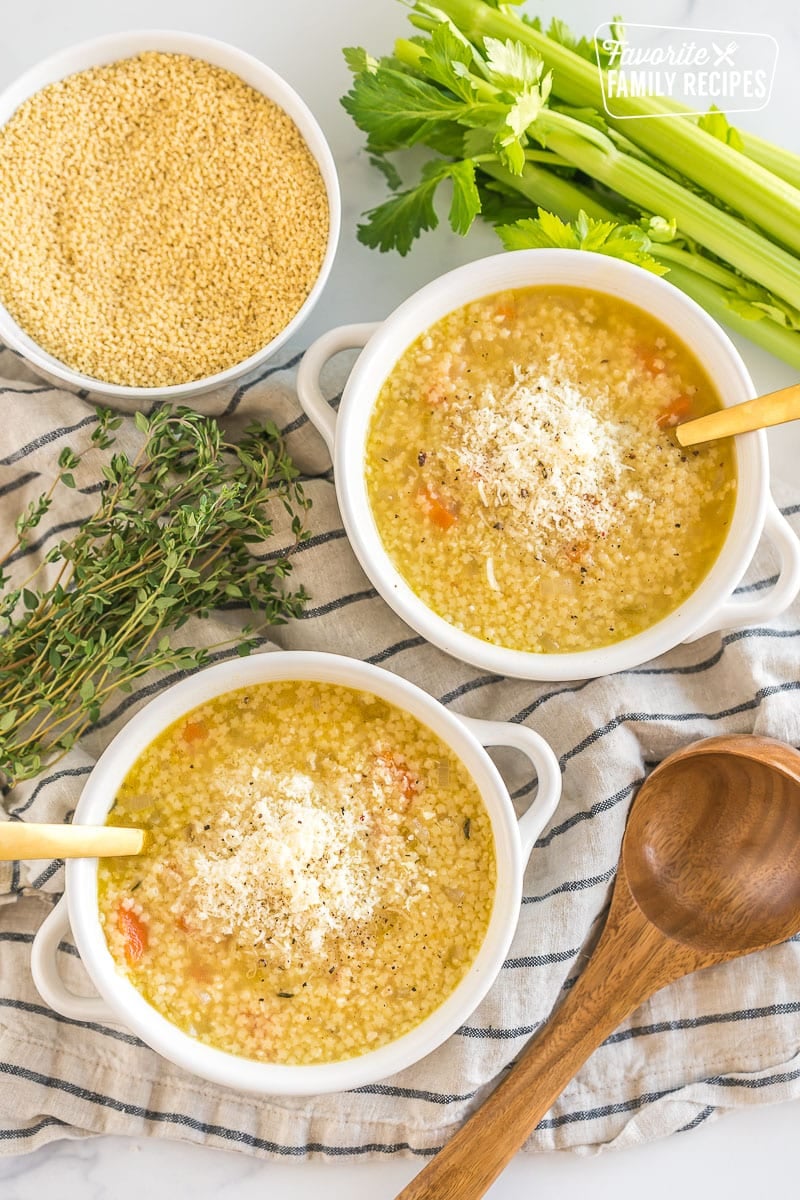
left=429, top=502, right=456, bottom=530
left=656, top=394, right=694, bottom=429
left=117, top=905, right=148, bottom=965
left=182, top=720, right=207, bottom=744
left=636, top=345, right=668, bottom=375
left=565, top=539, right=590, bottom=564
left=187, top=957, right=213, bottom=983
left=495, top=302, right=517, bottom=320
left=376, top=751, right=421, bottom=802
left=418, top=485, right=457, bottom=530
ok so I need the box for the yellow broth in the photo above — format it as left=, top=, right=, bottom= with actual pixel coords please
left=365, top=286, right=737, bottom=653
left=98, top=680, right=496, bottom=1065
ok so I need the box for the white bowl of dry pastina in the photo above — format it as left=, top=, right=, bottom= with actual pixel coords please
left=297, top=250, right=800, bottom=681
left=30, top=651, right=561, bottom=1095
left=0, top=31, right=340, bottom=402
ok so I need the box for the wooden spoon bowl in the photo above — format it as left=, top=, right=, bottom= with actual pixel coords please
left=396, top=734, right=800, bottom=1200
left=624, top=738, right=800, bottom=953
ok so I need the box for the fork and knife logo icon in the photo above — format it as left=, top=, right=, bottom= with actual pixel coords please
left=712, top=41, right=738, bottom=66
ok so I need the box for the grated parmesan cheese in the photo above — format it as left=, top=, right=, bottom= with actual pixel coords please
left=442, top=362, right=643, bottom=554
left=172, top=765, right=427, bottom=968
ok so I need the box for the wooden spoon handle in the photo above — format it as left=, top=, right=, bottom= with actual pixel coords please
left=0, top=823, right=145, bottom=860
left=395, top=875, right=710, bottom=1200
left=676, top=381, right=800, bottom=446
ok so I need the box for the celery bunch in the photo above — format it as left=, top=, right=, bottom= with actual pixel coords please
left=342, top=2, right=800, bottom=368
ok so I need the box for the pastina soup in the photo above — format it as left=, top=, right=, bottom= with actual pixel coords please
left=365, top=285, right=737, bottom=653
left=98, top=680, right=496, bottom=1065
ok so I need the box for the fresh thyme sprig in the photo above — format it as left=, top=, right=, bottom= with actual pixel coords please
left=0, top=405, right=310, bottom=786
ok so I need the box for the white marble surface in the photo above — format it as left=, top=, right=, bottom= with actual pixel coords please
left=1, top=0, right=800, bottom=1195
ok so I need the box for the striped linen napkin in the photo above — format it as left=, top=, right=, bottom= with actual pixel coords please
left=1, top=342, right=799, bottom=1161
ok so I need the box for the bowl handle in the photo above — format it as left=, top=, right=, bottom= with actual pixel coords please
left=457, top=717, right=562, bottom=862
left=296, top=322, right=381, bottom=456
left=31, top=895, right=119, bottom=1024
left=684, top=498, right=800, bottom=642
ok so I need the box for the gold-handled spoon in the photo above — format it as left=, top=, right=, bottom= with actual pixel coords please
left=0, top=823, right=145, bottom=859
left=395, top=734, right=800, bottom=1200
left=676, top=380, right=800, bottom=446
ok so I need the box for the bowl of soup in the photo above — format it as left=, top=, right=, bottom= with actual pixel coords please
left=30, top=650, right=561, bottom=1095
left=297, top=250, right=800, bottom=680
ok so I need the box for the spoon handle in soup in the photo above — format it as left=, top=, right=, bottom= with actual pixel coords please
left=0, top=823, right=145, bottom=860
left=676, top=381, right=800, bottom=446
left=394, top=869, right=719, bottom=1200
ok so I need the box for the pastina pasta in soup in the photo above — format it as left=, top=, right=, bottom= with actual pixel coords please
left=365, top=286, right=737, bottom=653
left=98, top=680, right=496, bottom=1065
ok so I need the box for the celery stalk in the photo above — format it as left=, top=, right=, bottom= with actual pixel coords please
left=394, top=35, right=800, bottom=311
left=479, top=159, right=616, bottom=222
left=738, top=132, right=800, bottom=191
left=658, top=261, right=800, bottom=369
left=344, top=11, right=800, bottom=367
left=539, top=117, right=800, bottom=311
left=422, top=0, right=800, bottom=253
left=483, top=170, right=800, bottom=369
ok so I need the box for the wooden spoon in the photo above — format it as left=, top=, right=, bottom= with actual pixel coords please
left=676, top=380, right=800, bottom=446
left=0, top=823, right=145, bottom=859
left=396, top=734, right=800, bottom=1200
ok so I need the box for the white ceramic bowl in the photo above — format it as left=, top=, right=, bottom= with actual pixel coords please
left=0, top=31, right=341, bottom=403
left=31, top=650, right=561, bottom=1095
left=297, top=250, right=800, bottom=681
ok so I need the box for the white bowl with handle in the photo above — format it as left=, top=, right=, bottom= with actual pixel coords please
left=296, top=249, right=800, bottom=681
left=31, top=650, right=561, bottom=1096
left=0, top=30, right=340, bottom=403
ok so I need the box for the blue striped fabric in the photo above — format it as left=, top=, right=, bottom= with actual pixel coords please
left=1, top=342, right=799, bottom=1160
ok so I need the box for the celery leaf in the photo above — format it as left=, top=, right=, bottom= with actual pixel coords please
left=368, top=154, right=403, bottom=191
left=698, top=106, right=745, bottom=153
left=416, top=22, right=478, bottom=101
left=483, top=36, right=547, bottom=91
left=447, top=159, right=481, bottom=234
left=498, top=210, right=669, bottom=275
left=343, top=46, right=378, bottom=75
left=357, top=159, right=481, bottom=255
left=341, top=57, right=501, bottom=154
left=520, top=14, right=617, bottom=70
left=342, top=66, right=471, bottom=152
left=504, top=87, right=548, bottom=139
left=545, top=18, right=600, bottom=64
